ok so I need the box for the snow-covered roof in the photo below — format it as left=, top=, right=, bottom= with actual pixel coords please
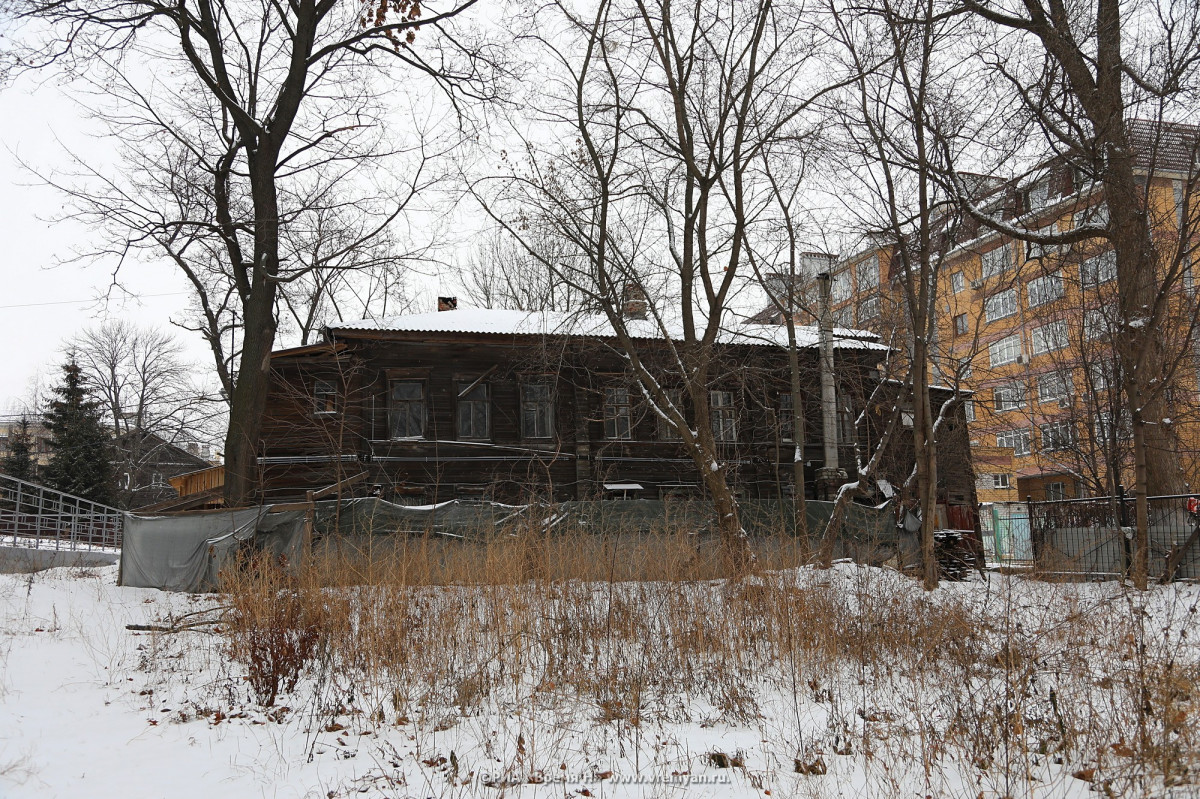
left=330, top=308, right=889, bottom=351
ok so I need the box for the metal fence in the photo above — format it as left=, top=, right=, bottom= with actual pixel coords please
left=983, top=490, right=1200, bottom=580
left=0, top=473, right=124, bottom=551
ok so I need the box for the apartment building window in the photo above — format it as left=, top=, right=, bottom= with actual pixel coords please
left=1040, top=420, right=1074, bottom=451
left=993, top=383, right=1025, bottom=412
left=996, top=427, right=1032, bottom=456
left=710, top=391, right=737, bottom=442
left=980, top=243, right=1011, bottom=278
left=1083, top=308, right=1108, bottom=340
left=857, top=255, right=880, bottom=290
left=1088, top=359, right=1115, bottom=391
left=1074, top=203, right=1109, bottom=228
left=992, top=473, right=1011, bottom=490
left=1027, top=271, right=1064, bottom=307
left=1027, top=226, right=1057, bottom=259
left=1046, top=481, right=1066, bottom=501
left=1030, top=321, right=1068, bottom=355
left=831, top=270, right=852, bottom=303
left=458, top=382, right=491, bottom=440
left=389, top=381, right=426, bottom=439
left=1081, top=251, right=1117, bottom=288
left=953, top=313, right=968, bottom=335
left=989, top=334, right=1022, bottom=367
left=951, top=271, right=964, bottom=294
left=604, top=387, right=633, bottom=440
left=985, top=288, right=1018, bottom=321
left=857, top=295, right=880, bottom=322
left=834, top=306, right=852, bottom=328
left=1037, top=371, right=1072, bottom=403
left=313, top=380, right=338, bottom=416
left=658, top=388, right=683, bottom=441
left=520, top=382, right=554, bottom=439
left=1095, top=410, right=1131, bottom=445
left=1026, top=178, right=1052, bottom=211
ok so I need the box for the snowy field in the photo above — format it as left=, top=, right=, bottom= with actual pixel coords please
left=1, top=561, right=1198, bottom=798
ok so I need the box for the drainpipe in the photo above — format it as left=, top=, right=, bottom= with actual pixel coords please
left=816, top=272, right=847, bottom=499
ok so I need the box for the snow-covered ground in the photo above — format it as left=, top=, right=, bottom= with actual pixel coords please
left=1, top=562, right=1198, bottom=798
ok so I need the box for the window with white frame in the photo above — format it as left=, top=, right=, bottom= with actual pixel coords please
left=1073, top=203, right=1109, bottom=229
left=1095, top=410, right=1131, bottom=445
left=457, top=381, right=491, bottom=440
left=980, top=244, right=1011, bottom=278
left=992, top=473, right=1011, bottom=490
left=710, top=391, right=737, bottom=442
left=1037, top=371, right=1072, bottom=403
left=953, top=313, right=968, bottom=335
left=951, top=271, right=964, bottom=293
left=1027, top=271, right=1064, bottom=307
left=1031, top=321, right=1068, bottom=355
left=963, top=399, right=975, bottom=422
left=313, top=380, right=338, bottom=416
left=1040, top=420, right=1074, bottom=451
left=834, top=306, right=853, bottom=328
left=389, top=381, right=426, bottom=439
left=985, top=288, right=1018, bottom=321
left=604, top=386, right=633, bottom=440
left=996, top=427, right=1032, bottom=456
left=520, top=382, right=554, bottom=439
left=857, top=255, right=880, bottom=290
left=1046, top=481, right=1066, bottom=501
left=1083, top=309, right=1108, bottom=340
left=993, top=382, right=1025, bottom=412
left=1088, top=359, right=1116, bottom=391
left=857, top=295, right=880, bottom=322
left=1080, top=251, right=1116, bottom=288
left=1026, top=178, right=1051, bottom=211
left=989, top=334, right=1022, bottom=367
left=1027, top=225, right=1057, bottom=259
left=831, top=270, right=852, bottom=303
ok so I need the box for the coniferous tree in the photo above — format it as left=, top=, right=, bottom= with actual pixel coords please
left=43, top=359, right=114, bottom=505
left=2, top=416, right=36, bottom=482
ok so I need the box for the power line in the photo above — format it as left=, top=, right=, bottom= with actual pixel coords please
left=0, top=292, right=189, bottom=310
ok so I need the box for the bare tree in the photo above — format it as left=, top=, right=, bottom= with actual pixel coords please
left=949, top=0, right=1200, bottom=587
left=823, top=0, right=986, bottom=587
left=475, top=0, right=843, bottom=573
left=460, top=227, right=592, bottom=313
left=15, top=0, right=501, bottom=505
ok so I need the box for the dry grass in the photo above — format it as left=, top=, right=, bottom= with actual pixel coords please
left=205, top=517, right=1200, bottom=796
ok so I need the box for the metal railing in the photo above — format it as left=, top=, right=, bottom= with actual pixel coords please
left=986, top=489, right=1200, bottom=580
left=0, top=473, right=124, bottom=551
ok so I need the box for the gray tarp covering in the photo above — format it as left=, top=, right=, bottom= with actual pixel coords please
left=119, top=507, right=307, bottom=592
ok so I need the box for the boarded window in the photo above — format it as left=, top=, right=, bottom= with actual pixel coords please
left=710, top=391, right=737, bottom=442
left=604, top=387, right=632, bottom=440
left=521, top=383, right=554, bottom=439
left=458, top=382, right=491, bottom=440
left=389, top=381, right=426, bottom=439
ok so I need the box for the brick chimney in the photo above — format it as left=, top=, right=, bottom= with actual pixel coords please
left=621, top=282, right=648, bottom=320
left=437, top=296, right=458, bottom=312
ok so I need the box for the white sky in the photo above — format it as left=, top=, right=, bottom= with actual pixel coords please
left=0, top=75, right=211, bottom=413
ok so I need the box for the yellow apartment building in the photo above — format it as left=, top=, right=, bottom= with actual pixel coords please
left=814, top=126, right=1198, bottom=503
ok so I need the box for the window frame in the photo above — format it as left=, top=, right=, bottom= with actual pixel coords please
left=1040, top=420, right=1074, bottom=451
left=710, top=390, right=737, bottom=442
left=980, top=243, right=1011, bottom=278
left=457, top=380, right=492, bottom=441
left=993, top=382, right=1025, bottom=412
left=992, top=473, right=1011, bottom=490
left=603, top=386, right=633, bottom=441
left=1080, top=251, right=1117, bottom=288
left=1027, top=271, right=1065, bottom=308
left=313, top=379, right=338, bottom=417
left=996, top=427, right=1033, bottom=456
left=657, top=388, right=684, bottom=441
left=520, top=380, right=555, bottom=440
left=1037, top=372, right=1072, bottom=404
left=989, top=334, right=1023, bottom=367
left=1030, top=320, right=1069, bottom=356
left=985, top=288, right=1018, bottom=322
left=388, top=380, right=427, bottom=440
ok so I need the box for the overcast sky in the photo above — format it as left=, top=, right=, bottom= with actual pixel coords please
left=0, top=75, right=212, bottom=414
